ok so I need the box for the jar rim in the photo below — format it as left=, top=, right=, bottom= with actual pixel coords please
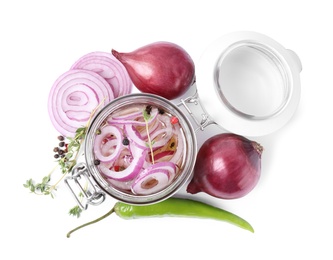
left=215, top=40, right=292, bottom=120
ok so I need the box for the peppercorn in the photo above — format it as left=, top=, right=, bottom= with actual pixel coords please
left=53, top=147, right=59, bottom=153
left=94, top=159, right=100, bottom=165
left=54, top=154, right=60, bottom=159
left=122, top=137, right=130, bottom=146
left=58, top=149, right=64, bottom=155
left=158, top=108, right=165, bottom=114
left=145, top=105, right=152, bottom=115
left=58, top=135, right=65, bottom=141
left=59, top=141, right=65, bottom=147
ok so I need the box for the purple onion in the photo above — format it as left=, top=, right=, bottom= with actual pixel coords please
left=187, top=133, right=263, bottom=199
left=112, top=41, right=195, bottom=100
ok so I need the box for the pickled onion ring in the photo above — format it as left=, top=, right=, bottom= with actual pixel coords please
left=150, top=115, right=173, bottom=148
left=131, top=162, right=176, bottom=195
left=131, top=168, right=170, bottom=195
left=108, top=108, right=158, bottom=126
left=124, top=124, right=147, bottom=150
left=112, top=110, right=142, bottom=120
left=149, top=161, right=177, bottom=181
left=94, top=125, right=122, bottom=162
left=101, top=139, right=118, bottom=157
left=152, top=150, right=175, bottom=161
left=99, top=145, right=147, bottom=181
left=48, top=69, right=113, bottom=137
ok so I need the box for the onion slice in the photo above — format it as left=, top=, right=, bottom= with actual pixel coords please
left=48, top=69, right=113, bottom=137
left=150, top=115, right=173, bottom=148
left=99, top=145, right=147, bottom=181
left=131, top=161, right=177, bottom=195
left=108, top=108, right=158, bottom=126
left=124, top=124, right=148, bottom=150
left=131, top=169, right=170, bottom=195
left=71, top=51, right=132, bottom=98
left=94, top=125, right=122, bottom=162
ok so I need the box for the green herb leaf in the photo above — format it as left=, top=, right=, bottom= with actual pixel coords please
left=24, top=98, right=105, bottom=217
left=69, top=205, right=83, bottom=218
left=143, top=109, right=151, bottom=121
left=143, top=108, right=155, bottom=164
left=23, top=127, right=86, bottom=199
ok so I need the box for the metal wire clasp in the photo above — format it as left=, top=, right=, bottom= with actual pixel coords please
left=64, top=162, right=105, bottom=210
left=176, top=88, right=215, bottom=131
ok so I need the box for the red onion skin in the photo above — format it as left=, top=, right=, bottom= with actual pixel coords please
left=111, top=42, right=195, bottom=100
left=187, top=133, right=263, bottom=199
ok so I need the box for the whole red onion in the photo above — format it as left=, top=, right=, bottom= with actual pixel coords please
left=187, top=133, right=263, bottom=199
left=111, top=42, right=195, bottom=100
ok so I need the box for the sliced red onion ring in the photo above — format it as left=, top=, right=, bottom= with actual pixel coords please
left=101, top=138, right=118, bottom=155
left=71, top=52, right=132, bottom=98
left=94, top=125, right=122, bottom=162
left=124, top=124, right=148, bottom=150
left=108, top=108, right=158, bottom=126
left=131, top=168, right=170, bottom=195
left=150, top=115, right=173, bottom=148
left=153, top=150, right=175, bottom=161
left=138, top=115, right=160, bottom=139
left=99, top=145, right=146, bottom=181
left=150, top=161, right=177, bottom=181
left=112, top=110, right=142, bottom=120
left=48, top=69, right=113, bottom=137
left=131, top=161, right=177, bottom=195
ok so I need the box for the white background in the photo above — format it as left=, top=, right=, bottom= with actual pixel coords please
left=1, top=1, right=332, bottom=259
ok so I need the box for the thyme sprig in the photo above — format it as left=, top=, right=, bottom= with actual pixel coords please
left=24, top=98, right=106, bottom=217
left=143, top=106, right=155, bottom=164
left=23, top=126, right=87, bottom=197
left=60, top=127, right=86, bottom=174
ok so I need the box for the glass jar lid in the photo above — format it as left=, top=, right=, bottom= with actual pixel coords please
left=196, top=31, right=302, bottom=136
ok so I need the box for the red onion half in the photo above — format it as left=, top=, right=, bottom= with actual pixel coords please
left=48, top=51, right=133, bottom=137
left=71, top=51, right=132, bottom=98
left=48, top=69, right=113, bottom=137
left=186, top=133, right=263, bottom=199
left=112, top=42, right=195, bottom=100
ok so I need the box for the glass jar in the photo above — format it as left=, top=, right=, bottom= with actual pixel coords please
left=196, top=31, right=302, bottom=136
left=65, top=93, right=201, bottom=207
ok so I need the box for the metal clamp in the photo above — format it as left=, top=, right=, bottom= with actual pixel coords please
left=64, top=162, right=105, bottom=210
left=177, top=89, right=215, bottom=131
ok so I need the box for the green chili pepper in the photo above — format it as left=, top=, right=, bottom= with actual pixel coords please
left=66, top=197, right=254, bottom=237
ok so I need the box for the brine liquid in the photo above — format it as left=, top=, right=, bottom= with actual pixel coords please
left=92, top=103, right=187, bottom=195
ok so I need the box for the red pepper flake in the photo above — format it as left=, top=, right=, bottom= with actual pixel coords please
left=170, top=116, right=179, bottom=125
left=114, top=165, right=121, bottom=172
